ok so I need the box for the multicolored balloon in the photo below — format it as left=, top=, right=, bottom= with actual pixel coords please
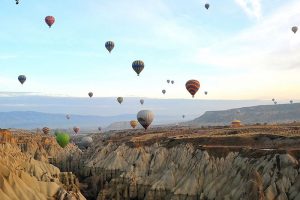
left=186, top=80, right=200, bottom=98
left=137, top=110, right=154, bottom=130
left=18, top=75, right=26, bottom=85
left=117, top=97, right=123, bottom=104
left=130, top=120, right=138, bottom=128
left=42, top=127, right=50, bottom=134
left=132, top=60, right=144, bottom=76
left=105, top=41, right=115, bottom=53
left=45, top=16, right=55, bottom=28
left=73, top=126, right=80, bottom=134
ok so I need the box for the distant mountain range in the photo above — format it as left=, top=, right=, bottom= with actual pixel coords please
left=0, top=111, right=177, bottom=131
left=185, top=103, right=300, bottom=126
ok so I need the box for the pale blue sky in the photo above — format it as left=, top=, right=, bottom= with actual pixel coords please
left=0, top=0, right=299, bottom=100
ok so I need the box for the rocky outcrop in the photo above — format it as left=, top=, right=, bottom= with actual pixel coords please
left=67, top=140, right=300, bottom=200
left=0, top=132, right=86, bottom=200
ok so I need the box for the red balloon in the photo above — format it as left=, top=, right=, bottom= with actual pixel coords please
left=186, top=80, right=200, bottom=98
left=45, top=16, right=55, bottom=28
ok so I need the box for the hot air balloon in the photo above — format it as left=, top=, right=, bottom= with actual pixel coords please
left=162, top=89, right=166, bottom=95
left=140, top=99, right=144, bottom=105
left=292, top=26, right=298, bottom=34
left=130, top=120, right=138, bottom=128
left=186, top=80, right=200, bottom=98
left=171, top=80, right=174, bottom=84
left=290, top=100, right=293, bottom=104
left=45, top=16, right=55, bottom=28
left=204, top=91, right=208, bottom=95
left=98, top=127, right=102, bottom=131
left=205, top=3, right=210, bottom=9
left=105, top=41, right=115, bottom=53
left=274, top=101, right=277, bottom=105
left=81, top=136, right=93, bottom=149
left=73, top=126, right=80, bottom=134
left=42, top=127, right=50, bottom=134
left=132, top=60, right=144, bottom=76
left=15, top=0, right=19, bottom=4
left=272, top=98, right=275, bottom=102
left=88, top=92, right=93, bottom=98
left=137, top=110, right=154, bottom=130
left=18, top=75, right=26, bottom=85
left=56, top=133, right=70, bottom=148
left=167, top=80, right=170, bottom=84
left=66, top=115, right=70, bottom=120
left=117, top=97, right=123, bottom=104
left=182, top=115, right=185, bottom=119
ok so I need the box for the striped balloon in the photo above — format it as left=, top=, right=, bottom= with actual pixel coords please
left=137, top=110, right=154, bottom=130
left=132, top=60, right=144, bottom=76
left=73, top=126, right=80, bottom=134
left=186, top=80, right=200, bottom=98
left=42, top=127, right=50, bottom=134
left=45, top=16, right=55, bottom=28
left=105, top=41, right=115, bottom=53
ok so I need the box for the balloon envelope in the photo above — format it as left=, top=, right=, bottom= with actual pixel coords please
left=132, top=60, right=144, bottom=76
left=140, top=99, right=144, bottom=105
left=130, top=120, right=138, bottom=128
left=81, top=136, right=93, bottom=149
left=18, top=75, right=26, bottom=85
left=186, top=80, right=200, bottom=98
left=205, top=3, right=210, bottom=9
left=105, top=41, right=115, bottom=53
left=56, top=133, right=70, bottom=148
left=73, top=127, right=80, bottom=134
left=45, top=16, right=55, bottom=28
left=137, top=110, right=154, bottom=130
left=117, top=97, right=123, bottom=104
left=42, top=127, right=50, bottom=134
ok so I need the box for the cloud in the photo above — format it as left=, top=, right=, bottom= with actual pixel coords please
left=235, top=0, right=262, bottom=19
left=194, top=0, right=300, bottom=71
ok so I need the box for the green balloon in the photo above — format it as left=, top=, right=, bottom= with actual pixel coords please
left=56, top=133, right=70, bottom=148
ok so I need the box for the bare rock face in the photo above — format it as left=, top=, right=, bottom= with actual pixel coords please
left=0, top=132, right=86, bottom=200
left=64, top=140, right=300, bottom=200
